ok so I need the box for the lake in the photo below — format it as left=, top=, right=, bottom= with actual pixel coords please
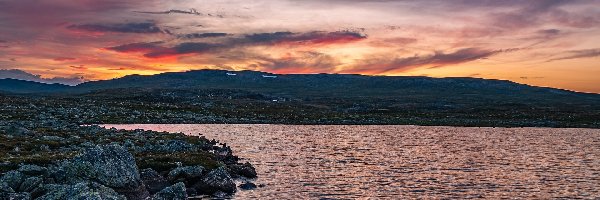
left=105, top=124, right=600, bottom=199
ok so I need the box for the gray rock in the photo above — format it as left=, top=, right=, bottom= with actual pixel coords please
left=0, top=192, right=31, bottom=200
left=140, top=168, right=169, bottom=194
left=228, top=162, right=257, bottom=178
left=0, top=170, right=24, bottom=190
left=239, top=182, right=257, bottom=190
left=72, top=144, right=141, bottom=187
left=58, top=144, right=149, bottom=199
left=18, top=164, right=47, bottom=176
left=17, top=176, right=42, bottom=192
left=0, top=182, right=15, bottom=193
left=200, top=167, right=236, bottom=194
left=167, top=165, right=204, bottom=182
left=38, top=182, right=126, bottom=200
left=41, top=136, right=64, bottom=141
left=150, top=182, right=187, bottom=200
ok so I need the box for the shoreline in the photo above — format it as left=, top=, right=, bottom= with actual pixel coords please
left=0, top=120, right=258, bottom=199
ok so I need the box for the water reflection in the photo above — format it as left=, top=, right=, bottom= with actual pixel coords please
left=106, top=125, right=600, bottom=199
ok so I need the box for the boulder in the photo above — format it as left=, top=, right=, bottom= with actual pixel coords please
left=228, top=162, right=257, bottom=178
left=0, top=182, right=15, bottom=193
left=59, top=144, right=149, bottom=199
left=0, top=170, right=24, bottom=190
left=18, top=176, right=42, bottom=192
left=0, top=192, right=31, bottom=200
left=195, top=167, right=236, bottom=194
left=37, top=182, right=126, bottom=200
left=18, top=164, right=47, bottom=176
left=239, top=182, right=257, bottom=190
left=167, top=165, right=204, bottom=183
left=150, top=182, right=187, bottom=200
left=140, top=168, right=169, bottom=194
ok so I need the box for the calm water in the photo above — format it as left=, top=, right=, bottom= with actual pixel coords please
left=105, top=124, right=600, bottom=199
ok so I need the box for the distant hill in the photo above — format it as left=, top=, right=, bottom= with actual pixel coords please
left=2, top=69, right=599, bottom=102
left=73, top=70, right=599, bottom=102
left=0, top=79, right=71, bottom=94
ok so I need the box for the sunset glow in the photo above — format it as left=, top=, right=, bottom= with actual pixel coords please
left=1, top=0, right=599, bottom=92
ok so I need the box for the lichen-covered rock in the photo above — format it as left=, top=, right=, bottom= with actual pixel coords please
left=197, top=167, right=236, bottom=194
left=56, top=144, right=149, bottom=199
left=0, top=170, right=24, bottom=190
left=18, top=164, right=47, bottom=176
left=140, top=168, right=169, bottom=194
left=17, top=176, right=42, bottom=192
left=0, top=192, right=31, bottom=200
left=150, top=182, right=187, bottom=200
left=167, top=165, right=204, bottom=183
left=37, top=182, right=126, bottom=200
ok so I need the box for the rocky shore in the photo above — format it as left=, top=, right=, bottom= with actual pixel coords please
left=0, top=121, right=257, bottom=199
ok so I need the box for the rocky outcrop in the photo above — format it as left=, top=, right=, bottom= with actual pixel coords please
left=0, top=123, right=257, bottom=199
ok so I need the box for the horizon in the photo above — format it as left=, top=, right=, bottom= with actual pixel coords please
left=1, top=0, right=599, bottom=92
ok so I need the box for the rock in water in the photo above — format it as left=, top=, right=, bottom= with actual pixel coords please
left=0, top=170, right=24, bottom=190
left=37, top=182, right=126, bottom=200
left=140, top=168, right=170, bottom=194
left=239, top=182, right=257, bottom=190
left=197, top=167, right=236, bottom=194
left=228, top=162, right=257, bottom=178
left=64, top=144, right=149, bottom=199
left=150, top=182, right=187, bottom=200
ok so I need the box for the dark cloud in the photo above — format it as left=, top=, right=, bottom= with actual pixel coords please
left=108, top=30, right=367, bottom=58
left=242, top=31, right=367, bottom=45
left=345, top=48, right=503, bottom=74
left=106, top=42, right=165, bottom=53
left=53, top=57, right=77, bottom=61
left=0, top=40, right=6, bottom=43
left=134, top=8, right=225, bottom=18
left=0, top=69, right=85, bottom=86
left=179, top=33, right=229, bottom=39
left=547, top=49, right=600, bottom=62
left=68, top=22, right=163, bottom=34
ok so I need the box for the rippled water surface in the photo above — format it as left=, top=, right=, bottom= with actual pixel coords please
left=106, top=124, right=600, bottom=199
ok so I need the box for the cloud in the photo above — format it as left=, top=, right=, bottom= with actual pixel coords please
left=179, top=32, right=229, bottom=39
left=133, top=8, right=225, bottom=18
left=107, top=30, right=367, bottom=58
left=53, top=57, right=77, bottom=61
left=344, top=48, right=503, bottom=74
left=0, top=40, right=6, bottom=43
left=68, top=22, right=163, bottom=34
left=242, top=31, right=367, bottom=45
left=0, top=69, right=85, bottom=86
left=105, top=42, right=165, bottom=53
left=547, top=49, right=600, bottom=62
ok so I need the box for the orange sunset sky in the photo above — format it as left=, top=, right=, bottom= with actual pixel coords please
left=0, top=0, right=599, bottom=92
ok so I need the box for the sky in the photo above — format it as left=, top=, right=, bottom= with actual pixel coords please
left=0, top=0, right=599, bottom=92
